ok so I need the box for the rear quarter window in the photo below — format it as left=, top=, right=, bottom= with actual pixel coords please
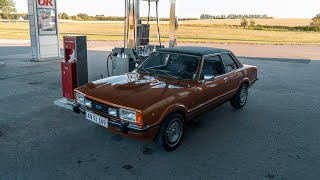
left=221, top=53, right=239, bottom=73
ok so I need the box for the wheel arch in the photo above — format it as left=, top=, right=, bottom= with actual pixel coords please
left=153, top=105, right=187, bottom=141
left=160, top=104, right=188, bottom=125
left=238, top=78, right=250, bottom=90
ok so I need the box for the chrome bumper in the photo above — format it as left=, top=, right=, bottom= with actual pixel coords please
left=73, top=103, right=150, bottom=134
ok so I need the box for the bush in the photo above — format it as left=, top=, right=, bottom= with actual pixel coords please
left=250, top=19, right=256, bottom=27
left=310, top=14, right=320, bottom=31
left=60, top=12, right=69, bottom=20
left=240, top=18, right=248, bottom=28
left=70, top=15, right=82, bottom=21
left=77, top=13, right=94, bottom=21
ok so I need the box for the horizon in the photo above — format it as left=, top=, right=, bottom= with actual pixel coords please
left=14, top=0, right=320, bottom=18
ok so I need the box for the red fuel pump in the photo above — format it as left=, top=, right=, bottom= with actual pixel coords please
left=61, top=36, right=88, bottom=99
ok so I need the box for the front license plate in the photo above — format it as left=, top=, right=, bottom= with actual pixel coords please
left=86, top=111, right=108, bottom=128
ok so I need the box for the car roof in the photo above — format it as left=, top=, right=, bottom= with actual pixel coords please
left=157, top=46, right=232, bottom=56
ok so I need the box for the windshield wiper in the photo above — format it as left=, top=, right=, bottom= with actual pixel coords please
left=151, top=69, right=180, bottom=80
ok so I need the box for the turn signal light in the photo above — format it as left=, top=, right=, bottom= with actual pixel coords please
left=136, top=112, right=142, bottom=124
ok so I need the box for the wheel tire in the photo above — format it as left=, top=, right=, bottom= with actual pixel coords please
left=230, top=83, right=249, bottom=109
left=158, top=113, right=184, bottom=151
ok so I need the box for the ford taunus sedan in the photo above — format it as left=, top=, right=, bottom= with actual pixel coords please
left=73, top=46, right=258, bottom=151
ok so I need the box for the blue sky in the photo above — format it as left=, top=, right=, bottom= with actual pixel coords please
left=15, top=0, right=320, bottom=18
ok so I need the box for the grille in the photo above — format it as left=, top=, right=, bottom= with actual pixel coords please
left=89, top=99, right=119, bottom=118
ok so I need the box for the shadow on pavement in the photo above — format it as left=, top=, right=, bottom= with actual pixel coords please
left=0, top=46, right=32, bottom=61
left=0, top=46, right=31, bottom=55
left=240, top=56, right=312, bottom=64
left=0, top=46, right=314, bottom=64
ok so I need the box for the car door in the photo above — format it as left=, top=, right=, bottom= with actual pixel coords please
left=196, top=55, right=230, bottom=107
left=221, top=53, right=243, bottom=93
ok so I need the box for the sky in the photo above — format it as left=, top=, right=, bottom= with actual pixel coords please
left=14, top=0, right=320, bottom=18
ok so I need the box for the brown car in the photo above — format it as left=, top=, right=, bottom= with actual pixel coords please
left=73, top=46, right=258, bottom=151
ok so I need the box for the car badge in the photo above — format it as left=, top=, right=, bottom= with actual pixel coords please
left=95, top=105, right=102, bottom=110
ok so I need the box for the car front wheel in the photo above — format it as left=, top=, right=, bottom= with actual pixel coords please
left=230, top=83, right=249, bottom=109
left=158, top=113, right=184, bottom=151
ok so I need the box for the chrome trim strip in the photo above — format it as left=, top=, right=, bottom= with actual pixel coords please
left=81, top=107, right=150, bottom=132
left=74, top=90, right=85, bottom=96
left=108, top=119, right=150, bottom=131
left=203, top=52, right=230, bottom=58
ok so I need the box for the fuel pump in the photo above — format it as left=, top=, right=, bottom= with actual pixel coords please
left=107, top=0, right=178, bottom=76
left=138, top=0, right=164, bottom=58
left=61, top=36, right=88, bottom=99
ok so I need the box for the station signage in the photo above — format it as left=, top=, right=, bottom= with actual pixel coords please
left=37, top=0, right=56, bottom=9
left=36, top=0, right=57, bottom=35
left=28, top=0, right=60, bottom=60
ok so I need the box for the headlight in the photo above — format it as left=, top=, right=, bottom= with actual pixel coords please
left=108, top=108, right=118, bottom=117
left=119, top=109, right=136, bottom=122
left=85, top=99, right=92, bottom=108
left=76, top=92, right=85, bottom=105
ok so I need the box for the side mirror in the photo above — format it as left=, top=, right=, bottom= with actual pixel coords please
left=204, top=74, right=215, bottom=81
left=202, top=74, right=215, bottom=84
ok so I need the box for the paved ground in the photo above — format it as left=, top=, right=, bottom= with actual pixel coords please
left=1, top=39, right=320, bottom=60
left=0, top=43, right=320, bottom=179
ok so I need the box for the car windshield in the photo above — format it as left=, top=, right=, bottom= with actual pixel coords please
left=137, top=52, right=201, bottom=81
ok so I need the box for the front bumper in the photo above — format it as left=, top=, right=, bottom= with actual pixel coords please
left=73, top=104, right=155, bottom=136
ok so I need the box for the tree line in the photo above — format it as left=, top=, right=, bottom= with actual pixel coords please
left=239, top=15, right=320, bottom=32
left=1, top=0, right=320, bottom=32
left=0, top=13, right=27, bottom=20
left=59, top=12, right=198, bottom=21
left=200, top=14, right=272, bottom=19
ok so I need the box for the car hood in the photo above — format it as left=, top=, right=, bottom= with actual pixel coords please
left=76, top=72, right=191, bottom=110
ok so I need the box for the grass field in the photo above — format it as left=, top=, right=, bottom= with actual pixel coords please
left=1, top=19, right=320, bottom=45
left=180, top=18, right=312, bottom=27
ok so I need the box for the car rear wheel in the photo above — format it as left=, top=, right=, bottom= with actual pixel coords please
left=230, top=83, right=249, bottom=109
left=158, top=113, right=184, bottom=151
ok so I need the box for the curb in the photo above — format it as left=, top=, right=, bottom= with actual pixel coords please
left=54, top=98, right=74, bottom=111
left=29, top=57, right=64, bottom=62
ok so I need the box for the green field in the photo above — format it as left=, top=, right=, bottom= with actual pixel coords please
left=1, top=20, right=320, bottom=45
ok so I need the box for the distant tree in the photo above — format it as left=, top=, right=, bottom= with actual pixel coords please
left=70, top=15, right=82, bottom=21
left=250, top=19, right=256, bottom=27
left=240, top=18, right=248, bottom=28
left=76, top=13, right=95, bottom=21
left=60, top=12, right=69, bottom=19
left=310, top=14, right=320, bottom=31
left=77, top=13, right=88, bottom=20
left=0, top=0, right=16, bottom=19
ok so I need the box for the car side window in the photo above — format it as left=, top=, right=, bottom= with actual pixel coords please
left=221, top=53, right=239, bottom=73
left=200, top=56, right=225, bottom=80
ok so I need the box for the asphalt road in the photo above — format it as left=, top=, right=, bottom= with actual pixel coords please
left=0, top=46, right=320, bottom=179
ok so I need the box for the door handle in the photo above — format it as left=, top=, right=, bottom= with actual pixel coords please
left=223, top=77, right=229, bottom=82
